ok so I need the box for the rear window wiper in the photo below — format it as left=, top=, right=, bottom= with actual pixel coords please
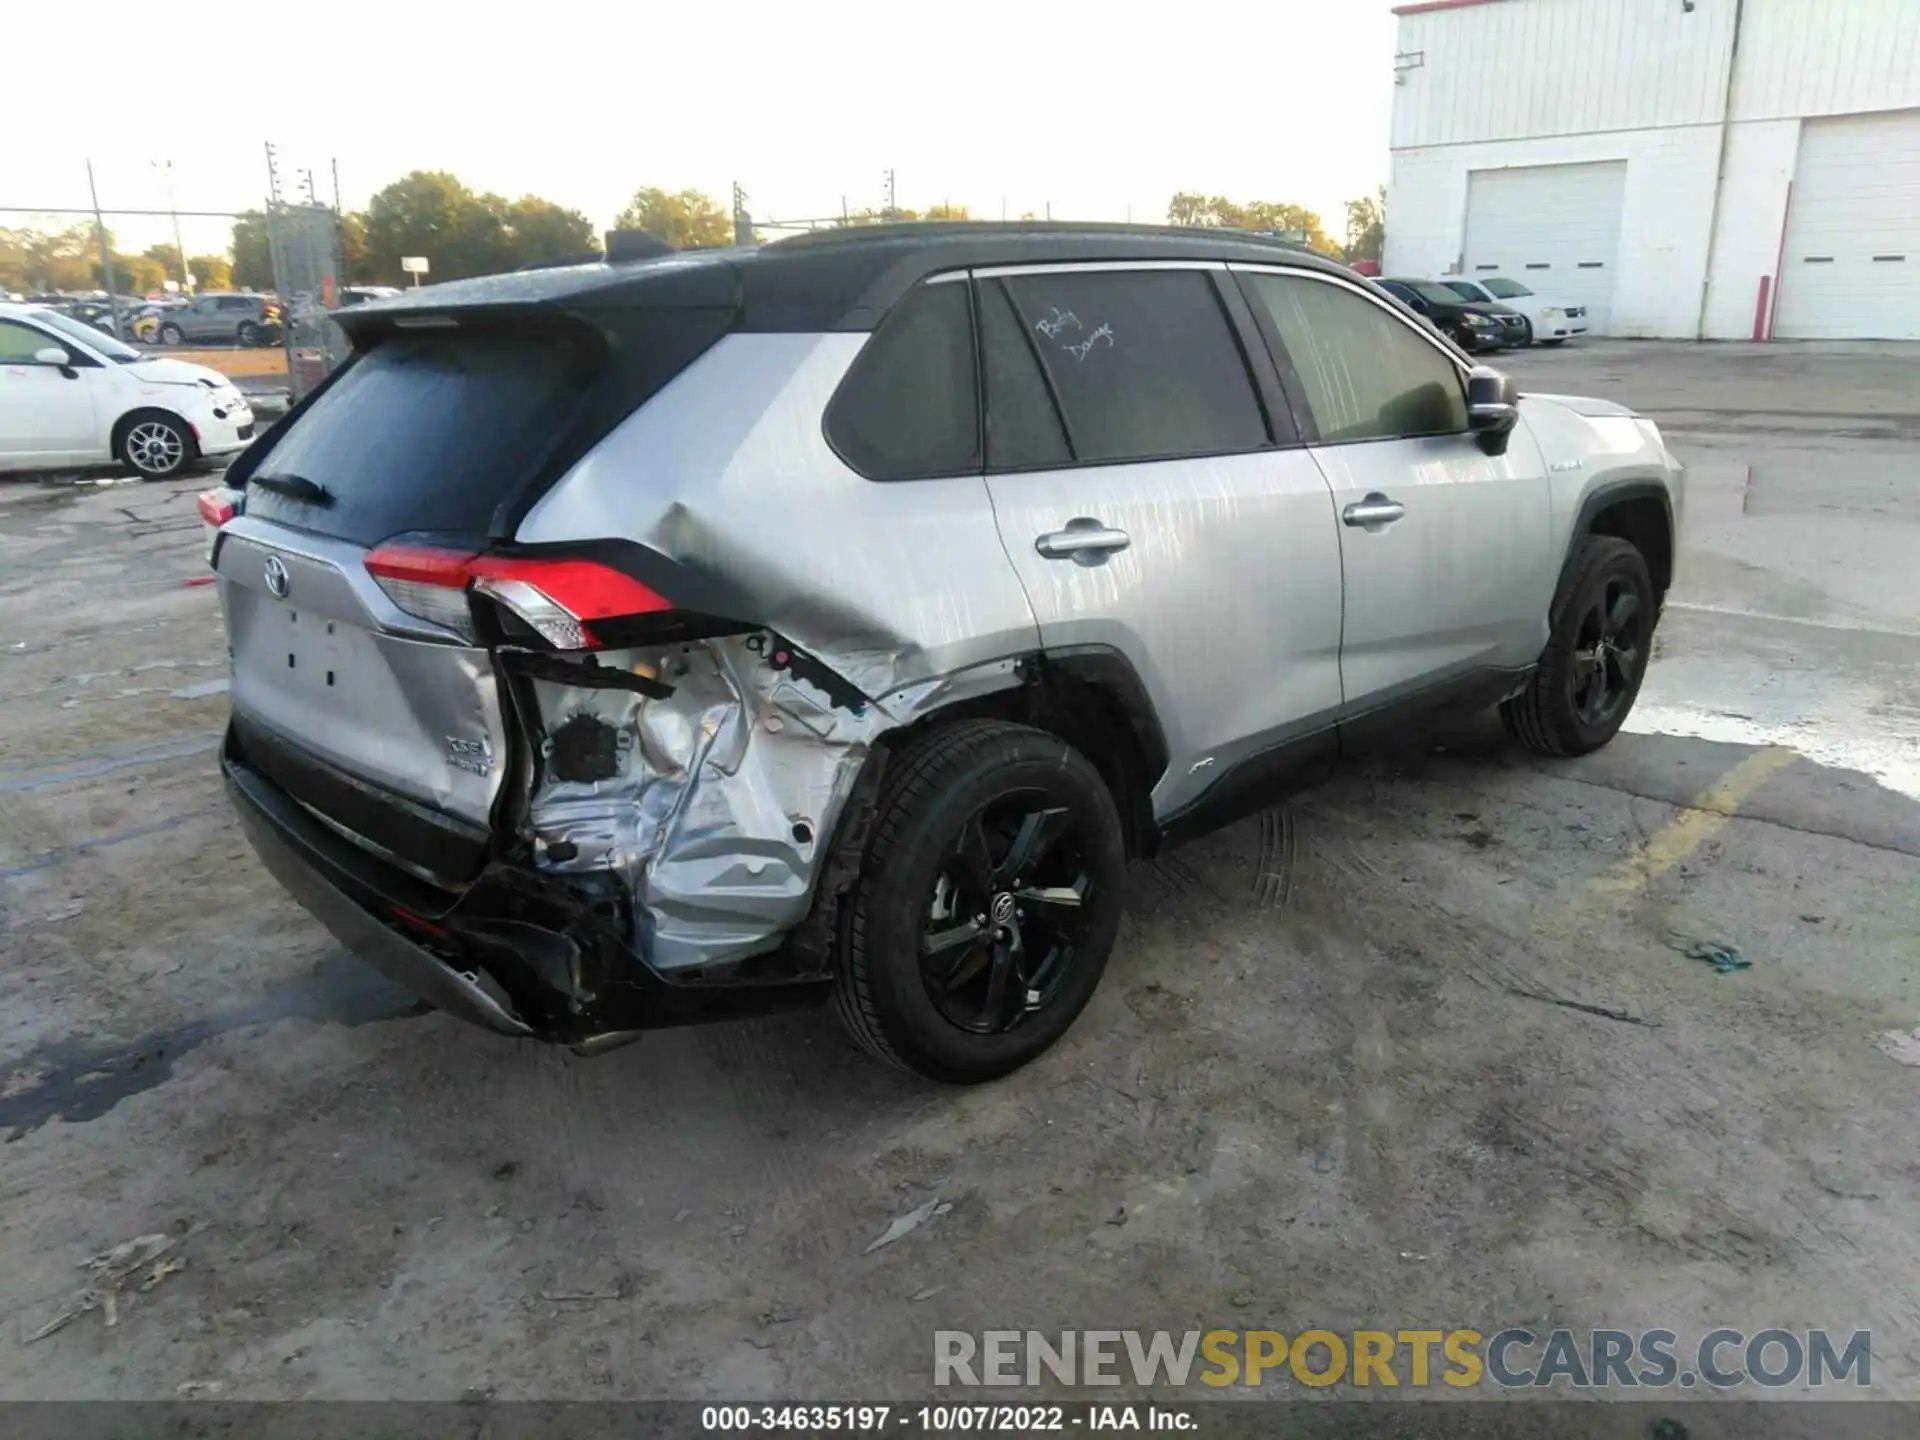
left=250, top=472, right=333, bottom=507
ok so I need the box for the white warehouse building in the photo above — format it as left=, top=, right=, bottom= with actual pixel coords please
left=1384, top=0, right=1920, bottom=340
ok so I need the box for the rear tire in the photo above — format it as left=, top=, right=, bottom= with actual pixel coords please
left=117, top=410, right=197, bottom=480
left=831, top=720, right=1127, bottom=1083
left=1502, top=536, right=1655, bottom=757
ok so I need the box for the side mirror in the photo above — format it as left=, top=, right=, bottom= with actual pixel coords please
left=1467, top=365, right=1520, bottom=456
left=33, top=346, right=71, bottom=366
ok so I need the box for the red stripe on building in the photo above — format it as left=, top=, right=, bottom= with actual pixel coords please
left=1392, top=0, right=1509, bottom=16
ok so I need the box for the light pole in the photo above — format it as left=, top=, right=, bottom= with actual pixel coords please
left=152, top=159, right=190, bottom=292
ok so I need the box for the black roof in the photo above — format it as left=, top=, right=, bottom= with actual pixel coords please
left=336, top=223, right=1359, bottom=339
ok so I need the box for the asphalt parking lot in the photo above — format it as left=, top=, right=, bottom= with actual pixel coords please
left=0, top=340, right=1915, bottom=1406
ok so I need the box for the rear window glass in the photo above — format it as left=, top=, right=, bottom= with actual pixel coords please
left=241, top=332, right=592, bottom=544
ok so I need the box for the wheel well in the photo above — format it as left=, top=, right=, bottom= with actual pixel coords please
left=1587, top=495, right=1672, bottom=597
left=891, top=662, right=1161, bottom=859
left=111, top=408, right=194, bottom=462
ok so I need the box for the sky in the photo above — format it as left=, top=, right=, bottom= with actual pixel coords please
left=8, top=0, right=1400, bottom=260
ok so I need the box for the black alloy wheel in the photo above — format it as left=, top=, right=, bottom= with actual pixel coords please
left=1501, top=535, right=1656, bottom=757
left=832, top=720, right=1127, bottom=1082
left=920, top=798, right=1095, bottom=1035
left=1569, top=577, right=1644, bottom=728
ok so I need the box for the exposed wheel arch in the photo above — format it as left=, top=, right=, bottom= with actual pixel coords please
left=1558, top=482, right=1674, bottom=613
left=884, top=648, right=1166, bottom=860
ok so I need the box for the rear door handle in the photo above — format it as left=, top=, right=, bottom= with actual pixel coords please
left=1036, top=519, right=1131, bottom=564
left=1342, top=493, right=1406, bottom=529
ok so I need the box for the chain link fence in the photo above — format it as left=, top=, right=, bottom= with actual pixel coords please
left=265, top=202, right=342, bottom=402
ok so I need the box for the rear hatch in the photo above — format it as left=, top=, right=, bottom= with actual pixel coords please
left=216, top=294, right=736, bottom=884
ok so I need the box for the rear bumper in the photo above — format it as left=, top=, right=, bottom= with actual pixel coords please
left=223, top=729, right=830, bottom=1048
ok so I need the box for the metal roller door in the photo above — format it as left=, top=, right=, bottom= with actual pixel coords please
left=1462, top=161, right=1627, bottom=335
left=1775, top=110, right=1920, bottom=341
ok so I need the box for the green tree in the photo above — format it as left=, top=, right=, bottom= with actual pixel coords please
left=921, top=203, right=971, bottom=221
left=614, top=187, right=734, bottom=248
left=1165, top=192, right=1341, bottom=257
left=230, top=211, right=275, bottom=290
left=111, top=254, right=169, bottom=295
left=190, top=254, right=233, bottom=289
left=501, top=196, right=598, bottom=267
left=361, top=171, right=486, bottom=284
left=1344, top=187, right=1386, bottom=264
left=1, top=224, right=98, bottom=291
left=338, top=212, right=369, bottom=282
left=143, top=242, right=189, bottom=289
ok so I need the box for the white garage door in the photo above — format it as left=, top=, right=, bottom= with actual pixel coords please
left=1462, top=161, right=1627, bottom=335
left=1774, top=110, right=1920, bottom=341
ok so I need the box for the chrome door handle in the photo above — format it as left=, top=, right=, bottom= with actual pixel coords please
left=1035, top=519, right=1131, bottom=564
left=1342, top=493, right=1406, bottom=528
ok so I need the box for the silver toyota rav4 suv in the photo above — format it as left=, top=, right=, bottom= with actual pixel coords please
left=211, top=224, right=1683, bottom=1083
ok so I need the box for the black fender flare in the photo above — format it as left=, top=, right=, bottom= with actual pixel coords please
left=1554, top=479, right=1675, bottom=619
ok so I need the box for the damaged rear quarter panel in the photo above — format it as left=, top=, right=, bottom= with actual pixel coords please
left=511, top=330, right=1041, bottom=974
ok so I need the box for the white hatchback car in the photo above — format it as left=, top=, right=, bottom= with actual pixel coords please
left=1436, top=277, right=1588, bottom=346
left=0, top=303, right=257, bottom=479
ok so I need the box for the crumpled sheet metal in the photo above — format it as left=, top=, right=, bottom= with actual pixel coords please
left=527, top=636, right=1020, bottom=973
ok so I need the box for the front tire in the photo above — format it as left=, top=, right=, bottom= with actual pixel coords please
left=1520, top=317, right=1535, bottom=346
left=832, top=721, right=1127, bottom=1083
left=159, top=323, right=184, bottom=346
left=118, top=411, right=197, bottom=480
left=1540, top=338, right=1568, bottom=347
left=1502, top=536, right=1655, bottom=757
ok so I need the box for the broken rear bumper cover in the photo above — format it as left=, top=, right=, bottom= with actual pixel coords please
left=223, top=737, right=836, bottom=1048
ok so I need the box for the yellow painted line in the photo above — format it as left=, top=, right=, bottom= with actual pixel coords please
left=1584, top=745, right=1797, bottom=899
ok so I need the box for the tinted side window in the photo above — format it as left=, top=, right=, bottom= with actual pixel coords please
left=998, top=270, right=1267, bottom=465
left=826, top=281, right=979, bottom=480
left=1244, top=273, right=1468, bottom=443
left=978, top=278, right=1070, bottom=470
left=219, top=296, right=253, bottom=311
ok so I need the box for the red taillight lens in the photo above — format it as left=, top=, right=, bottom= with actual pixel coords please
left=363, top=544, right=670, bottom=650
left=197, top=490, right=234, bottom=527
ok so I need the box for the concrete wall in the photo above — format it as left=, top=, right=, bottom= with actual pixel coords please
left=1386, top=0, right=1920, bottom=338
left=1386, top=123, right=1725, bottom=337
left=1700, top=119, right=1802, bottom=340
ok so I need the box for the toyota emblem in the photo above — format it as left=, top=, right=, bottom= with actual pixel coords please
left=263, top=554, right=291, bottom=599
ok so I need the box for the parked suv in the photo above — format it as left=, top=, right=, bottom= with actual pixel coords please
left=210, top=225, right=1682, bottom=1082
left=157, top=292, right=278, bottom=347
left=1376, top=278, right=1527, bottom=352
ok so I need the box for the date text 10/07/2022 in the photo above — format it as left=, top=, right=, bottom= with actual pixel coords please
left=701, top=1405, right=1196, bottom=1432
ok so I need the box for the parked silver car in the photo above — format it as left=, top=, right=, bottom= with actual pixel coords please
left=156, top=292, right=278, bottom=347
left=208, top=224, right=1684, bottom=1081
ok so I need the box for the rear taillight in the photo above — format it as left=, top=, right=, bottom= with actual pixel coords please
left=363, top=544, right=670, bottom=649
left=197, top=490, right=234, bottom=527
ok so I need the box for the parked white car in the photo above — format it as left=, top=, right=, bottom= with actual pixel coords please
left=0, top=303, right=256, bottom=479
left=1436, top=277, right=1588, bottom=346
